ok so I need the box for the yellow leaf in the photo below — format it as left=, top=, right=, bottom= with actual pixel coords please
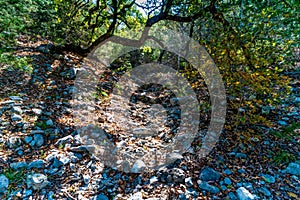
left=287, top=192, right=298, bottom=198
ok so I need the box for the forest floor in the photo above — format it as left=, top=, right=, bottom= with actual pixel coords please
left=0, top=36, right=299, bottom=200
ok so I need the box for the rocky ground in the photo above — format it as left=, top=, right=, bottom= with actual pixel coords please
left=0, top=36, right=299, bottom=200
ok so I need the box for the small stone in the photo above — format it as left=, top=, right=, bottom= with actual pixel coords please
left=22, top=189, right=33, bottom=198
left=150, top=176, right=159, bottom=184
left=131, top=160, right=146, bottom=173
left=83, top=174, right=90, bottom=185
left=249, top=137, right=260, bottom=142
left=261, top=174, right=275, bottom=183
left=0, top=174, right=9, bottom=194
left=197, top=180, right=220, bottom=194
left=28, top=159, right=45, bottom=169
left=0, top=100, right=15, bottom=105
left=26, top=173, right=49, bottom=190
left=47, top=191, right=55, bottom=200
left=129, top=192, right=143, bottom=200
left=12, top=106, right=22, bottom=114
left=52, top=158, right=63, bottom=168
left=258, top=187, right=271, bottom=197
left=171, top=168, right=185, bottom=183
left=11, top=113, right=22, bottom=121
left=32, top=109, right=42, bottom=115
left=17, top=148, right=24, bottom=156
left=278, top=120, right=288, bottom=126
left=58, top=155, right=70, bottom=165
left=9, top=96, right=22, bottom=101
left=46, top=119, right=54, bottom=127
left=223, top=168, right=232, bottom=175
left=60, top=68, right=76, bottom=79
left=221, top=185, right=227, bottom=191
left=24, top=136, right=33, bottom=144
left=10, top=162, right=27, bottom=170
left=166, top=152, right=183, bottom=163
left=228, top=192, right=237, bottom=200
left=31, top=130, right=44, bottom=134
left=236, top=187, right=255, bottom=200
left=93, top=194, right=109, bottom=200
left=283, top=162, right=300, bottom=176
left=33, top=134, right=44, bottom=147
left=238, top=169, right=246, bottom=174
left=199, top=167, right=220, bottom=182
left=55, top=135, right=73, bottom=146
left=224, top=177, right=232, bottom=185
left=235, top=153, right=247, bottom=159
left=6, top=137, right=22, bottom=149
left=185, top=177, right=193, bottom=187
left=178, top=193, right=189, bottom=200
left=243, top=182, right=253, bottom=190
left=295, top=97, right=300, bottom=103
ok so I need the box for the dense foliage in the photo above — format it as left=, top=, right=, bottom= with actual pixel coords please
left=0, top=0, right=299, bottom=137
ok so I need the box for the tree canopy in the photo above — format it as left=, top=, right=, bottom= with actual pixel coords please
left=1, top=0, right=299, bottom=135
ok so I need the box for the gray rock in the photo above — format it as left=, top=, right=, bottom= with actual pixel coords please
left=12, top=106, right=22, bottom=114
left=11, top=113, right=22, bottom=121
left=228, top=192, right=237, bottom=200
left=24, top=136, right=33, bottom=144
left=22, top=189, right=33, bottom=197
left=236, top=187, right=256, bottom=200
left=185, top=177, right=193, bottom=187
left=223, top=168, right=232, bottom=175
left=47, top=191, right=55, bottom=200
left=55, top=135, right=73, bottom=146
left=60, top=68, right=76, bottom=79
left=32, top=109, right=42, bottom=115
left=0, top=100, right=15, bottom=105
left=9, top=96, right=22, bottom=101
left=69, top=145, right=95, bottom=153
left=283, top=162, right=300, bottom=176
left=58, top=155, right=70, bottom=165
left=235, top=153, right=247, bottom=159
left=185, top=188, right=198, bottom=198
left=178, top=193, right=189, bottom=200
left=258, top=187, right=271, bottom=197
left=261, top=174, right=275, bottom=183
left=224, top=177, right=232, bottom=185
left=295, top=97, right=300, bottom=103
left=7, top=137, right=22, bottom=149
left=199, top=167, right=220, bottom=182
left=238, top=169, right=246, bottom=174
left=197, top=180, right=220, bottom=194
left=168, top=168, right=185, bottom=183
left=30, top=130, right=44, bottom=135
left=26, top=173, right=49, bottom=190
left=28, top=159, right=45, bottom=169
left=83, top=174, right=90, bottom=185
left=149, top=176, right=158, bottom=184
left=278, top=120, right=288, bottom=126
left=0, top=174, right=9, bottom=194
left=17, top=149, right=24, bottom=156
left=52, top=158, right=63, bottom=168
left=129, top=192, right=143, bottom=200
left=131, top=160, right=146, bottom=173
left=36, top=44, right=53, bottom=54
left=93, top=194, right=109, bottom=200
left=243, top=182, right=253, bottom=191
left=10, top=162, right=27, bottom=170
left=221, top=185, right=227, bottom=191
left=166, top=152, right=183, bottom=163
left=33, top=134, right=44, bottom=147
